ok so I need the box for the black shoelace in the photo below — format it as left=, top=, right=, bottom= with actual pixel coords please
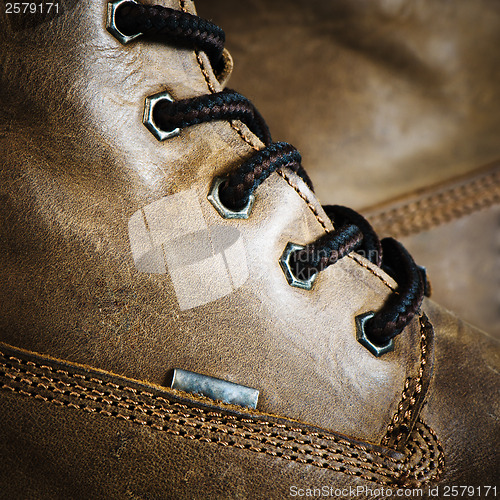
left=114, top=1, right=429, bottom=348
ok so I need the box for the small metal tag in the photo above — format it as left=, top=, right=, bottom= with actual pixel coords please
left=171, top=369, right=259, bottom=409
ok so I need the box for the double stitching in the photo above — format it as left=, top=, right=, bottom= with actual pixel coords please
left=0, top=345, right=443, bottom=487
left=367, top=164, right=500, bottom=237
left=382, top=314, right=434, bottom=449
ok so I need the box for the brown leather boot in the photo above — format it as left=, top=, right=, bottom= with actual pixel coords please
left=198, top=0, right=500, bottom=338
left=0, top=1, right=498, bottom=498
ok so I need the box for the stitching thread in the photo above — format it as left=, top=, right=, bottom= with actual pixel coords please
left=0, top=366, right=398, bottom=484
left=347, top=253, right=397, bottom=291
left=382, top=314, right=431, bottom=447
left=367, top=166, right=500, bottom=237
left=0, top=347, right=443, bottom=486
left=3, top=354, right=395, bottom=461
left=276, top=175, right=403, bottom=294
left=277, top=170, right=330, bottom=233
left=180, top=0, right=260, bottom=153
left=421, top=419, right=445, bottom=481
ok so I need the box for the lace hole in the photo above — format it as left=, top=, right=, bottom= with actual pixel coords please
left=355, top=312, right=394, bottom=357
left=279, top=242, right=318, bottom=290
left=143, top=91, right=181, bottom=141
left=208, top=177, right=255, bottom=220
left=106, top=0, right=143, bottom=44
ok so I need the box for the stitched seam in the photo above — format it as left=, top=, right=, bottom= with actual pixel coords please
left=277, top=170, right=330, bottom=233
left=0, top=350, right=443, bottom=486
left=1, top=379, right=442, bottom=486
left=1, top=382, right=398, bottom=484
left=419, top=419, right=445, bottom=481
left=404, top=420, right=443, bottom=484
left=194, top=51, right=218, bottom=94
left=0, top=375, right=400, bottom=483
left=5, top=366, right=390, bottom=469
left=382, top=314, right=430, bottom=447
left=2, top=379, right=396, bottom=476
left=229, top=120, right=261, bottom=152
left=0, top=353, right=399, bottom=463
left=369, top=168, right=500, bottom=237
left=279, top=162, right=400, bottom=297
left=348, top=253, right=396, bottom=291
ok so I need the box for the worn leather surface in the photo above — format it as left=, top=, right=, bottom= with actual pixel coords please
left=197, top=0, right=500, bottom=338
left=0, top=0, right=423, bottom=446
left=0, top=0, right=499, bottom=496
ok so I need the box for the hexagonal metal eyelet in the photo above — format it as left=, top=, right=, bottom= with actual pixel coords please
left=207, top=177, right=255, bottom=220
left=355, top=311, right=394, bottom=357
left=106, top=0, right=143, bottom=44
left=143, top=91, right=181, bottom=141
left=279, top=242, right=318, bottom=290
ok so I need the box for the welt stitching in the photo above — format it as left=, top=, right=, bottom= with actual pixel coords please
left=382, top=314, right=430, bottom=447
left=2, top=380, right=399, bottom=476
left=1, top=377, right=441, bottom=487
left=0, top=379, right=398, bottom=484
left=1, top=353, right=398, bottom=463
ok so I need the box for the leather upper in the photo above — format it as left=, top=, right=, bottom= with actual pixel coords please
left=0, top=0, right=498, bottom=494
left=0, top=0, right=426, bottom=444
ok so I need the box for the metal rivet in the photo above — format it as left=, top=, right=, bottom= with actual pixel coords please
left=106, top=0, right=143, bottom=45
left=171, top=369, right=259, bottom=409
left=207, top=177, right=255, bottom=220
left=279, top=242, right=318, bottom=290
left=143, top=91, right=181, bottom=141
left=355, top=311, right=394, bottom=357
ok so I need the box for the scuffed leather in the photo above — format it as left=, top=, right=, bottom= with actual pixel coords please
left=0, top=0, right=498, bottom=496
left=0, top=342, right=441, bottom=499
